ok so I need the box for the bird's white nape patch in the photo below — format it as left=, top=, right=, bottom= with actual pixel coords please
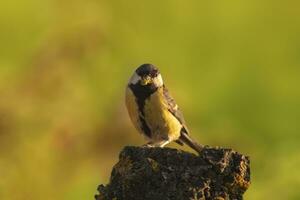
left=153, top=74, right=163, bottom=87
left=129, top=72, right=141, bottom=84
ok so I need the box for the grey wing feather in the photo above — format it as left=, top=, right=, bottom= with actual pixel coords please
left=163, top=85, right=189, bottom=134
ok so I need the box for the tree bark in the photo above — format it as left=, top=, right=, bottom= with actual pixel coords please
left=95, top=146, right=250, bottom=200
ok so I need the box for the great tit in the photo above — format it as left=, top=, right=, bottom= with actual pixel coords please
left=125, top=64, right=203, bottom=154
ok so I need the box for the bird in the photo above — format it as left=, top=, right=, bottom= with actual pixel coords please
left=125, top=63, right=204, bottom=154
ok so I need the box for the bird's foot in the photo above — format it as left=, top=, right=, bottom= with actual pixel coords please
left=142, top=142, right=155, bottom=148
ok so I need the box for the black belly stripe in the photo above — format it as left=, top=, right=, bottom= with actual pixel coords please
left=129, top=83, right=157, bottom=137
left=139, top=116, right=151, bottom=137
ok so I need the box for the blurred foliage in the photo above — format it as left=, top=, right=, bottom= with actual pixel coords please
left=0, top=0, right=300, bottom=199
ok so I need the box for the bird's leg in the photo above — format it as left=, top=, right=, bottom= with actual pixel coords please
left=154, top=140, right=171, bottom=147
left=142, top=141, right=155, bottom=147
left=142, top=140, right=170, bottom=148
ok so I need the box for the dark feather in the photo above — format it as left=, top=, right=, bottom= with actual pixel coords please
left=163, top=85, right=203, bottom=154
left=175, top=140, right=184, bottom=146
left=162, top=85, right=189, bottom=134
left=179, top=131, right=204, bottom=154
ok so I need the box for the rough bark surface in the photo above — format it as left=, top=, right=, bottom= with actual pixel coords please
left=95, top=146, right=250, bottom=200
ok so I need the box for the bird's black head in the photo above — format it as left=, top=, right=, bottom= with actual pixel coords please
left=128, top=63, right=163, bottom=87
left=136, top=64, right=159, bottom=78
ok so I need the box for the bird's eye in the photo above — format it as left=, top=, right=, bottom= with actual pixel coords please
left=151, top=69, right=158, bottom=77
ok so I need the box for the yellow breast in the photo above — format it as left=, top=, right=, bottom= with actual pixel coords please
left=125, top=87, right=144, bottom=135
left=143, top=87, right=182, bottom=142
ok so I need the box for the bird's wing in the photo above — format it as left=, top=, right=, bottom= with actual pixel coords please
left=162, top=85, right=189, bottom=134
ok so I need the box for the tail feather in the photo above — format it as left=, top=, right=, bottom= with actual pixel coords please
left=179, top=132, right=204, bottom=154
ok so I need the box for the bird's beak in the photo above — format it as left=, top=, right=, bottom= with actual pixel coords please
left=140, top=76, right=152, bottom=85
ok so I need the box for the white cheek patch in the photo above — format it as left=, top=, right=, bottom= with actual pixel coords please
left=129, top=72, right=140, bottom=84
left=154, top=74, right=163, bottom=87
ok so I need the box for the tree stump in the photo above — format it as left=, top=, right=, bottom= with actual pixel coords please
left=95, top=146, right=250, bottom=200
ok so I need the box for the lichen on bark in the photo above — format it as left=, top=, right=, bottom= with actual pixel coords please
left=95, top=146, right=250, bottom=200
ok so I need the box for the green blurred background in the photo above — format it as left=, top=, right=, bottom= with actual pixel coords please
left=1, top=0, right=300, bottom=199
